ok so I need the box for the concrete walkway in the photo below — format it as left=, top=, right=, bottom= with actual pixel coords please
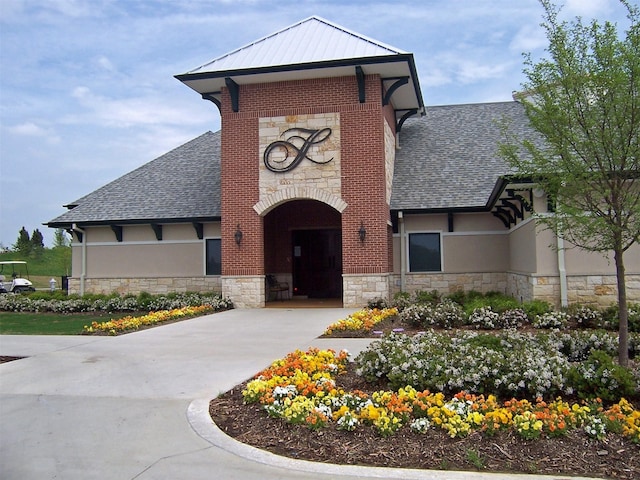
left=0, top=308, right=594, bottom=480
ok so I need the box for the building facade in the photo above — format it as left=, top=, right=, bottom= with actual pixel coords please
left=48, top=16, right=640, bottom=308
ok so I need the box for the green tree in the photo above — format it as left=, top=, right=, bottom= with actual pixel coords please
left=53, top=228, right=69, bottom=248
left=31, top=229, right=45, bottom=257
left=501, top=0, right=640, bottom=366
left=13, top=227, right=31, bottom=256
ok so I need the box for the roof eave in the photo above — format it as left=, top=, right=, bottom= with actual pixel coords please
left=175, top=53, right=424, bottom=113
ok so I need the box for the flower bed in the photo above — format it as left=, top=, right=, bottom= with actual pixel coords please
left=83, top=305, right=213, bottom=335
left=0, top=291, right=233, bottom=313
left=322, top=307, right=398, bottom=336
left=242, top=346, right=639, bottom=443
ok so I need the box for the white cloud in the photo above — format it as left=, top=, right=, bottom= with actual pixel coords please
left=7, top=122, right=60, bottom=144
left=96, top=55, right=115, bottom=72
left=509, top=24, right=548, bottom=53
left=564, top=0, right=612, bottom=18
left=68, top=85, right=212, bottom=128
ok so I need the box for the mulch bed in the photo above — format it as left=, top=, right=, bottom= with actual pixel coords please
left=211, top=318, right=640, bottom=478
left=210, top=365, right=640, bottom=479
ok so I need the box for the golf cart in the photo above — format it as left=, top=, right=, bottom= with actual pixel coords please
left=0, top=261, right=36, bottom=294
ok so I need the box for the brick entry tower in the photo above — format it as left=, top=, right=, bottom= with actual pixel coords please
left=177, top=16, right=424, bottom=307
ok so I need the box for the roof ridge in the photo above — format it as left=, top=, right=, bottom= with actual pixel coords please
left=186, top=16, right=404, bottom=74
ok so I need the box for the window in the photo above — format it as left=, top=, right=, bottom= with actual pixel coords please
left=408, top=233, right=441, bottom=272
left=205, top=238, right=221, bottom=275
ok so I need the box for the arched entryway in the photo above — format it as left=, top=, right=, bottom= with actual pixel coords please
left=264, top=200, right=342, bottom=301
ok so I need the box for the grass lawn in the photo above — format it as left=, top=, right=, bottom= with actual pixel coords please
left=0, top=312, right=134, bottom=335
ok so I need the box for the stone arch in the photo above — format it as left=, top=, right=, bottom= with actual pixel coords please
left=253, top=187, right=348, bottom=216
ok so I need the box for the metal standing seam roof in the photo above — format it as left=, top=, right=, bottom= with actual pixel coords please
left=47, top=131, right=221, bottom=227
left=185, top=16, right=407, bottom=75
left=175, top=16, right=424, bottom=115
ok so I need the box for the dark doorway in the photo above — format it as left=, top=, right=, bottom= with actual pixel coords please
left=292, top=229, right=342, bottom=298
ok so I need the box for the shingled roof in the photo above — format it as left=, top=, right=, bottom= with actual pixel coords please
left=47, top=102, right=538, bottom=228
left=47, top=131, right=221, bottom=228
left=391, top=101, right=535, bottom=211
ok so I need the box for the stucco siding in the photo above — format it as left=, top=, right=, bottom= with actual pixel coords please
left=508, top=219, right=537, bottom=273
left=443, top=234, right=508, bottom=272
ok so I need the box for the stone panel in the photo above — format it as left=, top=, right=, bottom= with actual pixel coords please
left=343, top=274, right=390, bottom=308
left=221, top=275, right=265, bottom=308
left=67, top=277, right=222, bottom=296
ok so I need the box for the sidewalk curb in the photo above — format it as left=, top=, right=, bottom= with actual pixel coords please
left=187, top=398, right=596, bottom=480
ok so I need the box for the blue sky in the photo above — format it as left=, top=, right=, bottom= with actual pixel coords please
left=0, top=0, right=632, bottom=247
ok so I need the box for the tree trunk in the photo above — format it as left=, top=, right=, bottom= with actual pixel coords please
left=614, top=247, right=629, bottom=367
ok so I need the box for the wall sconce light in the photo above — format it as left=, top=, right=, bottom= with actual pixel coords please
left=358, top=222, right=366, bottom=243
left=234, top=224, right=243, bottom=246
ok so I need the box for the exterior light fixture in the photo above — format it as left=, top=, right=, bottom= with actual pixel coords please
left=234, top=224, right=243, bottom=246
left=358, top=222, right=366, bottom=243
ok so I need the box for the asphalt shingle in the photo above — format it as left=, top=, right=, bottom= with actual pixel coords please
left=391, top=101, right=536, bottom=211
left=47, top=131, right=220, bottom=226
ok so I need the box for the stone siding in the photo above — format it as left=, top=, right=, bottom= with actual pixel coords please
left=258, top=113, right=341, bottom=200
left=221, top=275, right=265, bottom=308
left=390, top=272, right=508, bottom=297
left=67, top=277, right=222, bottom=296
left=343, top=274, right=391, bottom=308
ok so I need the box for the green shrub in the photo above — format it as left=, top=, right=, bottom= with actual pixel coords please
left=413, top=289, right=441, bottom=305
left=567, top=305, right=603, bottom=329
left=566, top=350, right=638, bottom=402
left=522, top=299, right=553, bottom=320
left=136, top=291, right=155, bottom=309
left=601, top=303, right=640, bottom=332
left=391, top=291, right=411, bottom=312
left=445, top=290, right=467, bottom=306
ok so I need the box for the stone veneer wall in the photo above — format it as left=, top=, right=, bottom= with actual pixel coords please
left=389, top=273, right=508, bottom=298
left=221, top=276, right=265, bottom=308
left=343, top=274, right=391, bottom=308
left=509, top=273, right=640, bottom=308
left=66, top=277, right=222, bottom=296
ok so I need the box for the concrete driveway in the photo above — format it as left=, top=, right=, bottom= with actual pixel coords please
left=0, top=308, right=593, bottom=480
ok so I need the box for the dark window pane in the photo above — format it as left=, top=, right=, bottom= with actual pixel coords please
left=206, top=239, right=221, bottom=275
left=409, top=233, right=441, bottom=272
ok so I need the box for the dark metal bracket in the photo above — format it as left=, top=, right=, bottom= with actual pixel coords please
left=192, top=222, right=204, bottom=240
left=225, top=77, right=239, bottom=112
left=396, top=109, right=417, bottom=132
left=493, top=208, right=514, bottom=228
left=111, top=225, right=123, bottom=242
left=151, top=223, right=163, bottom=241
left=202, top=92, right=222, bottom=112
left=355, top=66, right=365, bottom=103
left=382, top=77, right=408, bottom=106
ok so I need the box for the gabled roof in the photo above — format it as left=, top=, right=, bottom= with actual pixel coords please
left=176, top=16, right=424, bottom=114
left=47, top=131, right=221, bottom=228
left=391, top=102, right=537, bottom=211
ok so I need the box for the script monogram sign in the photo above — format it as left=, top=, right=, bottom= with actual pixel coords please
left=258, top=113, right=341, bottom=201
left=263, top=127, right=333, bottom=173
